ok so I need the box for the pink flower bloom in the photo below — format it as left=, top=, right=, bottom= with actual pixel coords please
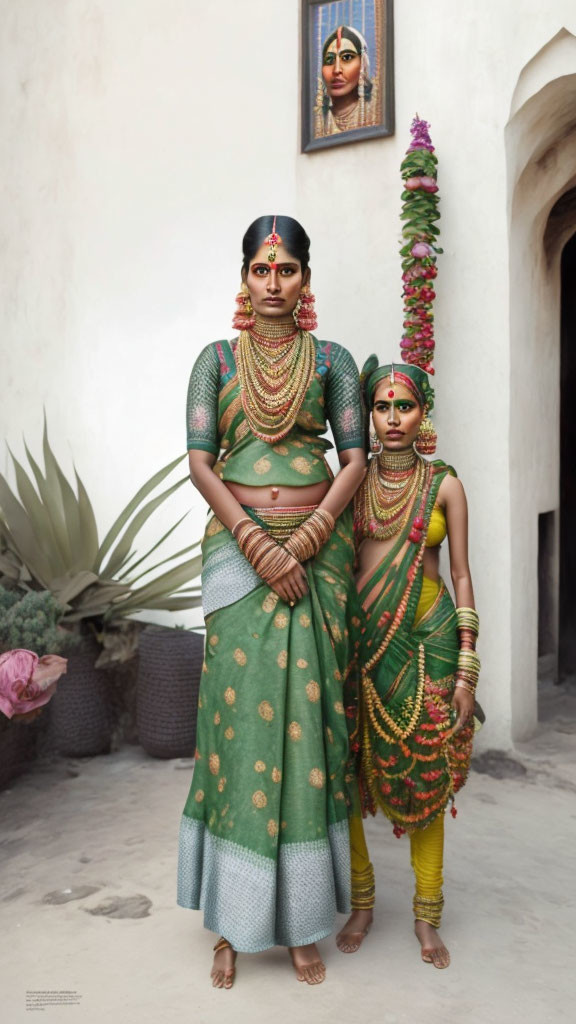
left=411, top=242, right=433, bottom=259
left=0, top=649, right=67, bottom=719
left=407, top=117, right=435, bottom=153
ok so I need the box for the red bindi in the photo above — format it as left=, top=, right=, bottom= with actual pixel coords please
left=388, top=390, right=395, bottom=398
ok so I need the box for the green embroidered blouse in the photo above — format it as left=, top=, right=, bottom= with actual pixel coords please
left=186, top=337, right=363, bottom=486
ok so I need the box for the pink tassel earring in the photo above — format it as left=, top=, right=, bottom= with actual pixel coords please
left=232, top=284, right=255, bottom=330
left=295, top=288, right=318, bottom=331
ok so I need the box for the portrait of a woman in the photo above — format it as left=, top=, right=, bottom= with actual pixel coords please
left=316, top=25, right=376, bottom=137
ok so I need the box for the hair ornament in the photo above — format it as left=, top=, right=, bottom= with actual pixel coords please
left=265, top=216, right=282, bottom=265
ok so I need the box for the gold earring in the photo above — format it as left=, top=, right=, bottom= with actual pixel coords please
left=232, top=282, right=255, bottom=330
left=415, top=405, right=437, bottom=454
left=370, top=417, right=383, bottom=454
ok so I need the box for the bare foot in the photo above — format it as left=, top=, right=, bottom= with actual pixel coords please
left=414, top=920, right=450, bottom=969
left=211, top=938, right=237, bottom=989
left=288, top=943, right=326, bottom=985
left=336, top=909, right=373, bottom=953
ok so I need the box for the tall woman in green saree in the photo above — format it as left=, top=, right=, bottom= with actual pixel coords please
left=337, top=360, right=478, bottom=969
left=177, top=216, right=365, bottom=987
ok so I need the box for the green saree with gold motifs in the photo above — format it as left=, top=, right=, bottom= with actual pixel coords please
left=177, top=336, right=363, bottom=952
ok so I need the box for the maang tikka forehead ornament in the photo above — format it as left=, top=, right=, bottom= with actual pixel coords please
left=265, top=216, right=282, bottom=268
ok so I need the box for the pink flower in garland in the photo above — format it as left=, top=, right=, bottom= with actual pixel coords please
left=411, top=242, right=434, bottom=259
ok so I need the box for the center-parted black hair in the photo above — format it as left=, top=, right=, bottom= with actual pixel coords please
left=241, top=215, right=311, bottom=273
left=322, top=25, right=362, bottom=61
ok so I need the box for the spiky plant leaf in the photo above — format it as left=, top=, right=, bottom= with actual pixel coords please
left=101, top=477, right=188, bottom=578
left=116, top=513, right=192, bottom=580
left=97, top=454, right=185, bottom=566
left=9, top=446, right=63, bottom=565
left=23, top=440, right=70, bottom=570
left=41, top=418, right=74, bottom=566
left=127, top=541, right=200, bottom=586
left=74, top=469, right=100, bottom=569
left=0, top=473, right=53, bottom=585
left=134, top=592, right=203, bottom=611
left=112, top=554, right=202, bottom=615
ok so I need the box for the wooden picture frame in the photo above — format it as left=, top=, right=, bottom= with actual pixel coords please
left=301, top=0, right=394, bottom=152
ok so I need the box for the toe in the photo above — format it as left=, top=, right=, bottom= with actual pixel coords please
left=432, top=948, right=450, bottom=969
left=337, top=933, right=363, bottom=954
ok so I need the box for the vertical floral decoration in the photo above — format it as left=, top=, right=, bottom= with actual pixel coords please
left=399, top=116, right=442, bottom=375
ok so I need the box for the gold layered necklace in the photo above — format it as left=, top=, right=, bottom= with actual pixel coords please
left=332, top=102, right=361, bottom=132
left=356, top=448, right=426, bottom=540
left=236, top=314, right=315, bottom=443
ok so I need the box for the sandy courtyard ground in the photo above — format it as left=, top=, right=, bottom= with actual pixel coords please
left=2, top=682, right=575, bottom=1024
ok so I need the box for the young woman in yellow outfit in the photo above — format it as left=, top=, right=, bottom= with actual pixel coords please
left=337, top=359, right=478, bottom=969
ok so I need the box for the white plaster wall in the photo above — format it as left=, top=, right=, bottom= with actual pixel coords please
left=1, top=1, right=575, bottom=744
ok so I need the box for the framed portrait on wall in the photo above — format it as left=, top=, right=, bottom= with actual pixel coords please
left=301, top=0, right=394, bottom=152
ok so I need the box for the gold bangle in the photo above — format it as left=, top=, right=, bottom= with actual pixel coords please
left=456, top=606, right=479, bottom=636
left=457, top=650, right=481, bottom=672
left=234, top=520, right=294, bottom=583
left=231, top=516, right=253, bottom=539
left=455, top=679, right=476, bottom=695
left=284, top=508, right=335, bottom=562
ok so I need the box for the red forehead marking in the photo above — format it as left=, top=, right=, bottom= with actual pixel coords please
left=270, top=263, right=277, bottom=270
left=388, top=390, right=395, bottom=398
left=337, top=26, right=342, bottom=50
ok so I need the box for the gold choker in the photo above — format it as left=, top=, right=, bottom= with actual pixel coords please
left=377, top=448, right=418, bottom=472
left=251, top=314, right=297, bottom=340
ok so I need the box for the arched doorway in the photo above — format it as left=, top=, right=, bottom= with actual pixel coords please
left=506, top=30, right=576, bottom=739
left=559, top=229, right=576, bottom=680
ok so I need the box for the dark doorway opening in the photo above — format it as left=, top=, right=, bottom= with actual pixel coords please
left=559, top=232, right=576, bottom=680
left=538, top=510, right=557, bottom=676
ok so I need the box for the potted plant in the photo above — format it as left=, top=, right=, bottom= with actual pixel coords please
left=0, top=423, right=202, bottom=756
left=0, top=587, right=70, bottom=787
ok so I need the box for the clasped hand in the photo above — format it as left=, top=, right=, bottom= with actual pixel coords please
left=269, top=555, right=308, bottom=606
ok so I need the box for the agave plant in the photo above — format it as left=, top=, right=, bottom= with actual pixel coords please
left=0, top=422, right=202, bottom=626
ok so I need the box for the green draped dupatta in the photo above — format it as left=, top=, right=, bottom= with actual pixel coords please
left=353, top=460, right=474, bottom=834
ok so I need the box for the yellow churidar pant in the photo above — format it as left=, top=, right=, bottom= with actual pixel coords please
left=349, top=574, right=446, bottom=927
left=349, top=812, right=444, bottom=924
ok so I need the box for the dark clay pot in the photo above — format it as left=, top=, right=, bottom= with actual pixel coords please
left=137, top=626, right=203, bottom=759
